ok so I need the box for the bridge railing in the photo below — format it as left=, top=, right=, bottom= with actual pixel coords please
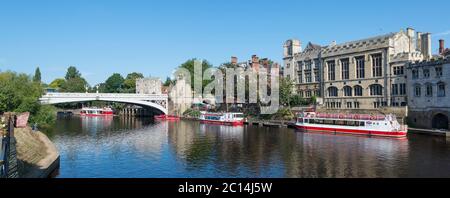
left=41, top=93, right=168, bottom=98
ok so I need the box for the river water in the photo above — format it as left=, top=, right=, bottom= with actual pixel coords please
left=48, top=116, right=450, bottom=178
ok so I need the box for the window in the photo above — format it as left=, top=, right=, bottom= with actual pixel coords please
left=354, top=102, right=360, bottom=109
left=314, top=59, right=320, bottom=69
left=299, top=91, right=304, bottom=98
left=412, top=69, right=419, bottom=79
left=356, top=56, right=365, bottom=78
left=328, top=87, right=338, bottom=97
left=354, top=85, right=363, bottom=96
left=314, top=90, right=320, bottom=97
left=393, top=66, right=404, bottom=75
left=305, top=60, right=312, bottom=70
left=328, top=60, right=336, bottom=81
left=314, top=70, right=320, bottom=82
left=436, top=66, right=443, bottom=77
left=341, top=58, right=350, bottom=80
left=438, top=82, right=446, bottom=97
left=415, top=84, right=421, bottom=97
left=372, top=54, right=382, bottom=77
left=423, top=69, right=430, bottom=78
left=347, top=102, right=352, bottom=109
left=370, top=84, right=383, bottom=96
left=400, top=83, right=406, bottom=95
left=286, top=63, right=290, bottom=68
left=374, top=101, right=382, bottom=108
left=297, top=61, right=303, bottom=70
left=343, top=86, right=352, bottom=96
left=392, top=84, right=399, bottom=96
left=426, top=84, right=433, bottom=97
left=298, top=71, right=303, bottom=83
left=305, top=90, right=312, bottom=98
left=305, top=72, right=312, bottom=83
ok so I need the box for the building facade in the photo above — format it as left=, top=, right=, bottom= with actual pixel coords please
left=283, top=28, right=428, bottom=109
left=283, top=41, right=322, bottom=98
left=407, top=51, right=450, bottom=130
left=136, top=77, right=162, bottom=94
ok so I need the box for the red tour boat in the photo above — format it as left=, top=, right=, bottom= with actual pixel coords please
left=295, top=112, right=407, bottom=138
left=154, top=115, right=180, bottom=121
left=80, top=107, right=114, bottom=116
left=199, top=112, right=246, bottom=126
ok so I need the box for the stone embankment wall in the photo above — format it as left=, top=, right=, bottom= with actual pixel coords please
left=15, top=127, right=60, bottom=178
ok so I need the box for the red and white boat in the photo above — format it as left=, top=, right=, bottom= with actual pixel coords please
left=295, top=112, right=407, bottom=138
left=199, top=112, right=246, bottom=126
left=80, top=107, right=114, bottom=116
left=154, top=114, right=180, bottom=121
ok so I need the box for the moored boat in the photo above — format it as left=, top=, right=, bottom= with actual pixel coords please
left=154, top=115, right=180, bottom=121
left=199, top=112, right=246, bottom=126
left=295, top=112, right=407, bottom=138
left=80, top=107, right=114, bottom=116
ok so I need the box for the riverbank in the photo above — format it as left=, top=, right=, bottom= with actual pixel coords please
left=15, top=127, right=60, bottom=178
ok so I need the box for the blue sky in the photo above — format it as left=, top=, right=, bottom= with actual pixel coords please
left=1, top=0, right=449, bottom=85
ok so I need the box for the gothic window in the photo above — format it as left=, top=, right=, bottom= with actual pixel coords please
left=327, top=60, right=336, bottom=81
left=354, top=85, right=363, bottom=96
left=412, top=69, right=419, bottom=79
left=341, top=58, right=350, bottom=80
left=356, top=56, right=365, bottom=79
left=372, top=54, right=383, bottom=77
left=370, top=84, right=383, bottom=96
left=305, top=60, right=312, bottom=70
left=400, top=83, right=406, bottom=95
left=393, top=66, right=404, bottom=75
left=314, top=70, right=320, bottom=82
left=436, top=66, right=443, bottom=77
left=423, top=69, right=430, bottom=78
left=426, top=83, right=433, bottom=97
left=438, top=82, right=446, bottom=97
left=415, top=84, right=421, bottom=97
left=392, top=84, right=399, bottom=96
left=343, top=86, right=352, bottom=97
left=305, top=72, right=312, bottom=83
left=328, top=87, right=338, bottom=97
left=305, top=90, right=312, bottom=98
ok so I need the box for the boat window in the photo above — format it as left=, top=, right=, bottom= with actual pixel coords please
left=310, top=119, right=315, bottom=124
left=360, top=122, right=365, bottom=126
left=297, top=118, right=303, bottom=123
left=234, top=114, right=245, bottom=118
left=304, top=119, right=309, bottom=123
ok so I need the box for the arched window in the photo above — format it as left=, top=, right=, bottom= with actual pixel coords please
left=426, top=83, right=433, bottom=97
left=437, top=82, right=445, bottom=97
left=414, top=84, right=421, bottom=97
left=328, top=87, right=338, bottom=97
left=354, top=85, right=363, bottom=96
left=369, top=84, right=383, bottom=96
left=343, top=86, right=352, bottom=97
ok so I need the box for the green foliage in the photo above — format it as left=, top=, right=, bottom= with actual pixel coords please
left=280, top=78, right=294, bottom=106
left=183, top=108, right=201, bottom=118
left=105, top=73, right=125, bottom=93
left=33, top=67, right=41, bottom=83
left=123, top=72, right=144, bottom=93
left=60, top=77, right=88, bottom=92
left=49, top=78, right=65, bottom=89
left=65, top=66, right=82, bottom=80
left=163, top=77, right=173, bottom=86
left=29, top=105, right=57, bottom=130
left=0, top=71, right=56, bottom=127
left=178, top=58, right=213, bottom=90
left=272, top=108, right=295, bottom=121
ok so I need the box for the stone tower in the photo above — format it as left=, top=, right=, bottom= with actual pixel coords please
left=283, top=39, right=301, bottom=58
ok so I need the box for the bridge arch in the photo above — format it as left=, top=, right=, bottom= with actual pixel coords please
left=39, top=93, right=168, bottom=115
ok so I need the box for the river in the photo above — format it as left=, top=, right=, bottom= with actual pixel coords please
left=48, top=116, right=450, bottom=178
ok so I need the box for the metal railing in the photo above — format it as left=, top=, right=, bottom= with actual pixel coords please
left=0, top=115, right=17, bottom=178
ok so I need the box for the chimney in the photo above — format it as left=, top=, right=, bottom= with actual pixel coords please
left=231, top=56, right=238, bottom=65
left=421, top=33, right=432, bottom=60
left=407, top=28, right=416, bottom=52
left=439, top=39, right=445, bottom=55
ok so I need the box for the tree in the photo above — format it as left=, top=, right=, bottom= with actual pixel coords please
left=49, top=78, right=65, bottom=89
left=105, top=73, right=125, bottom=93
left=33, top=67, right=41, bottom=83
left=163, top=77, right=173, bottom=86
left=123, top=72, right=144, bottom=93
left=280, top=77, right=294, bottom=107
left=178, top=58, right=213, bottom=90
left=65, top=66, right=82, bottom=80
left=60, top=77, right=88, bottom=93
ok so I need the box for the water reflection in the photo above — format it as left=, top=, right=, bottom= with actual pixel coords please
left=50, top=117, right=450, bottom=178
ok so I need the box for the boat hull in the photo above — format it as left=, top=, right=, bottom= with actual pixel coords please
left=200, top=119, right=244, bottom=126
left=154, top=115, right=180, bottom=121
left=80, top=113, right=114, bottom=116
left=295, top=125, right=407, bottom=138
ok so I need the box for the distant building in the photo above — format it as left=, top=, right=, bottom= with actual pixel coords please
left=407, top=39, right=450, bottom=130
left=136, top=77, right=162, bottom=94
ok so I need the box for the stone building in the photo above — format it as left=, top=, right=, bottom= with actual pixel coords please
left=283, top=40, right=323, bottom=98
left=407, top=40, right=450, bottom=130
left=283, top=27, right=427, bottom=109
left=136, top=77, right=162, bottom=94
